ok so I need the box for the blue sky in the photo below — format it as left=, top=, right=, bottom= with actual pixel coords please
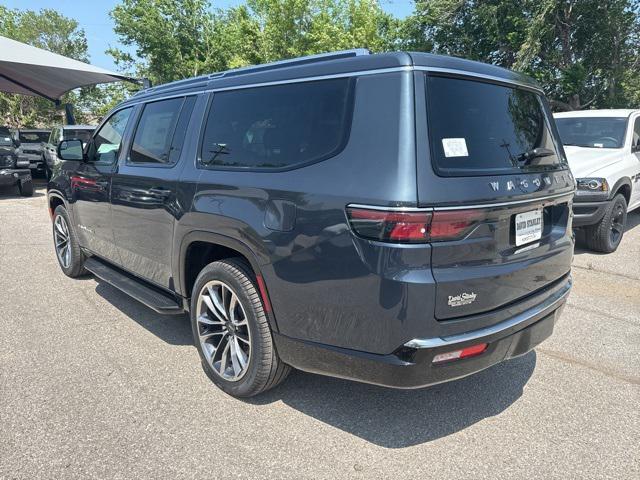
left=4, top=0, right=415, bottom=71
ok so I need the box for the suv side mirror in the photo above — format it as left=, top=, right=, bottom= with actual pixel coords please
left=632, top=139, right=640, bottom=153
left=58, top=139, right=85, bottom=161
left=13, top=139, right=20, bottom=148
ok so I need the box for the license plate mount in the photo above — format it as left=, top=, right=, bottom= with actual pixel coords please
left=515, top=209, right=543, bottom=246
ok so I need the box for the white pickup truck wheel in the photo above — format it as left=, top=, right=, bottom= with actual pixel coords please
left=584, top=194, right=627, bottom=253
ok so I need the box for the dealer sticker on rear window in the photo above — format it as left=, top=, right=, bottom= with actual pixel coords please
left=442, top=138, right=469, bottom=157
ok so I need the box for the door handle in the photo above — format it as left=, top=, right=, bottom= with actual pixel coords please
left=95, top=180, right=109, bottom=188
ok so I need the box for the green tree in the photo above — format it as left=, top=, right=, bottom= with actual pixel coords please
left=109, top=0, right=399, bottom=84
left=406, top=0, right=640, bottom=110
left=517, top=0, right=640, bottom=110
left=0, top=6, right=106, bottom=127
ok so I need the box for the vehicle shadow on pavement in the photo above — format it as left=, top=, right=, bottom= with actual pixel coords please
left=0, top=184, right=46, bottom=198
left=94, top=281, right=192, bottom=346
left=91, top=276, right=535, bottom=448
left=249, top=352, right=536, bottom=448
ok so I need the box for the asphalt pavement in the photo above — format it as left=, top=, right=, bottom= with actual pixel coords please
left=1, top=181, right=638, bottom=479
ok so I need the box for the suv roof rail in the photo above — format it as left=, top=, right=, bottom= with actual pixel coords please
left=221, top=49, right=370, bottom=78
left=133, top=49, right=370, bottom=97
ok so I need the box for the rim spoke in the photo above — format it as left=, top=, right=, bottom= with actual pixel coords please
left=218, top=339, right=231, bottom=375
left=236, top=333, right=250, bottom=345
left=233, top=337, right=247, bottom=369
left=207, top=285, right=227, bottom=320
left=229, top=341, right=239, bottom=376
left=197, top=313, right=225, bottom=326
left=199, top=330, right=226, bottom=342
left=229, top=294, right=238, bottom=323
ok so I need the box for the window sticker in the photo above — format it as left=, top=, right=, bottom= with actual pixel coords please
left=442, top=138, right=469, bottom=158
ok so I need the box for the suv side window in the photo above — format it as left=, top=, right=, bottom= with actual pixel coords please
left=632, top=117, right=640, bottom=152
left=199, top=79, right=353, bottom=170
left=87, top=107, right=133, bottom=165
left=128, top=96, right=196, bottom=165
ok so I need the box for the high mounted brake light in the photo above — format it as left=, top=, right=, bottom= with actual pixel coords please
left=346, top=206, right=486, bottom=243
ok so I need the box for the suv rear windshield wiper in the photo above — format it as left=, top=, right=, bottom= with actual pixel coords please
left=517, top=147, right=555, bottom=165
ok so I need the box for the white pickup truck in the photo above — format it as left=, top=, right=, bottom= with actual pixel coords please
left=554, top=109, right=640, bottom=252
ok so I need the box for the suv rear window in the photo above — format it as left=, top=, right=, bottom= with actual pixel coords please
left=199, top=78, right=353, bottom=170
left=426, top=75, right=562, bottom=176
left=64, top=129, right=93, bottom=144
left=19, top=132, right=49, bottom=143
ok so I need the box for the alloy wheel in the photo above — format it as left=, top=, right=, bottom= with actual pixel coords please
left=610, top=204, right=624, bottom=245
left=54, top=214, right=71, bottom=269
left=196, top=280, right=252, bottom=381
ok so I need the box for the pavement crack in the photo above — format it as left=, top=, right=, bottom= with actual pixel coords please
left=565, top=302, right=640, bottom=328
left=537, top=348, right=640, bottom=385
left=572, top=264, right=640, bottom=282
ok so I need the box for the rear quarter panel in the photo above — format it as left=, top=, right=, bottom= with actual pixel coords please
left=175, top=71, right=435, bottom=354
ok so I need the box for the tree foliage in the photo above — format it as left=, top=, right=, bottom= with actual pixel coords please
left=2, top=0, right=640, bottom=129
left=109, top=0, right=400, bottom=84
left=0, top=6, right=103, bottom=127
left=409, top=0, right=640, bottom=110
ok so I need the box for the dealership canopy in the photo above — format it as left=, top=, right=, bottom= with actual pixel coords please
left=0, top=35, right=135, bottom=101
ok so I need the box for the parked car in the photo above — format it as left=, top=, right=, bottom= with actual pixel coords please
left=47, top=50, right=575, bottom=397
left=555, top=109, right=640, bottom=252
left=15, top=128, right=51, bottom=174
left=0, top=126, right=33, bottom=196
left=43, top=125, right=95, bottom=178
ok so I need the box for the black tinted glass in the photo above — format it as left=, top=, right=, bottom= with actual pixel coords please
left=130, top=98, right=184, bottom=164
left=200, top=79, right=352, bottom=169
left=426, top=75, right=561, bottom=176
left=91, top=108, right=133, bottom=165
left=65, top=129, right=93, bottom=144
left=19, top=132, right=49, bottom=143
left=168, top=96, right=196, bottom=164
left=555, top=117, right=628, bottom=149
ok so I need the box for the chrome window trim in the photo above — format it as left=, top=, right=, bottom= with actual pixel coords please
left=433, top=192, right=574, bottom=210
left=405, top=276, right=572, bottom=349
left=347, top=203, right=434, bottom=212
left=415, top=66, right=544, bottom=93
left=347, top=192, right=574, bottom=213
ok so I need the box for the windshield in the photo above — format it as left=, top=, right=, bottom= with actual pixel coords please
left=426, top=75, right=562, bottom=176
left=64, top=129, right=94, bottom=144
left=18, top=131, right=49, bottom=143
left=555, top=117, right=628, bottom=149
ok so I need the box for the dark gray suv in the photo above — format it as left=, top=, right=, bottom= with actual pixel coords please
left=47, top=50, right=575, bottom=397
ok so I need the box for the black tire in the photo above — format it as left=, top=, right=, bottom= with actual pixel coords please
left=584, top=194, right=627, bottom=253
left=190, top=258, right=290, bottom=397
left=18, top=179, right=33, bottom=197
left=52, top=205, right=87, bottom=277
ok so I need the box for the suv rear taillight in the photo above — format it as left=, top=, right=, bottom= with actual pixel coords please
left=346, top=206, right=486, bottom=243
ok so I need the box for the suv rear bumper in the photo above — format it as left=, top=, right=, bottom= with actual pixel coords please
left=274, top=276, right=571, bottom=389
left=572, top=199, right=611, bottom=228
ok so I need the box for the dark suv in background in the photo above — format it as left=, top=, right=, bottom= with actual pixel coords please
left=48, top=50, right=575, bottom=397
left=15, top=129, right=51, bottom=174
left=0, top=126, right=33, bottom=196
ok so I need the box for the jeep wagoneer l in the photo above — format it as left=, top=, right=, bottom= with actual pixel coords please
left=48, top=50, right=575, bottom=397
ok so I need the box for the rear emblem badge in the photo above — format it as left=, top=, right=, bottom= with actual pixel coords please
left=448, top=292, right=477, bottom=307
